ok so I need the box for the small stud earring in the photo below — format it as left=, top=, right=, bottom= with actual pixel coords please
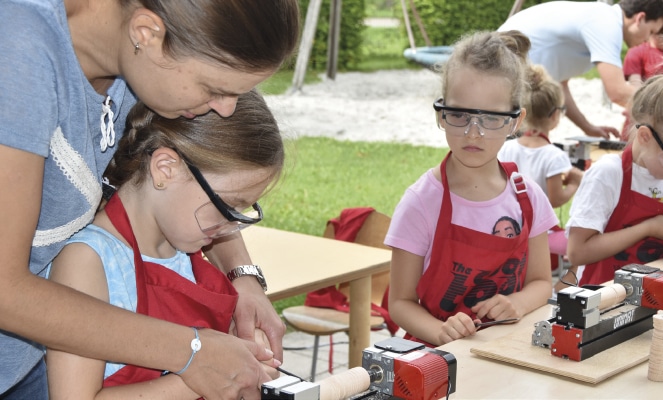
left=156, top=182, right=164, bottom=188
left=134, top=42, right=140, bottom=55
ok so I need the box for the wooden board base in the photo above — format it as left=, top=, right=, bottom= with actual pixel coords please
left=470, top=324, right=652, bottom=384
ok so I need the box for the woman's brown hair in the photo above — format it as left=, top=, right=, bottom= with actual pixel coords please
left=121, top=0, right=300, bottom=71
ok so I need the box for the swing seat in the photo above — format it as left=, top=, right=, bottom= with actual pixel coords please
left=403, top=46, right=454, bottom=69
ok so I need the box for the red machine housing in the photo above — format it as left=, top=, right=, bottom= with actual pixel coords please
left=641, top=270, right=663, bottom=309
left=392, top=350, right=451, bottom=400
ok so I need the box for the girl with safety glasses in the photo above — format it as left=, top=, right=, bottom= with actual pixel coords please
left=385, top=30, right=557, bottom=347
left=46, top=89, right=283, bottom=399
left=566, top=76, right=663, bottom=287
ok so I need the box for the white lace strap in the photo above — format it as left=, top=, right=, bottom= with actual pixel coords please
left=100, top=95, right=116, bottom=152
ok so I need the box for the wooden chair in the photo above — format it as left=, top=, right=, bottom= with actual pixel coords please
left=281, top=210, right=392, bottom=380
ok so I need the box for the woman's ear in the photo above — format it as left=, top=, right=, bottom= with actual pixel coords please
left=149, top=148, right=181, bottom=190
left=128, top=8, right=165, bottom=55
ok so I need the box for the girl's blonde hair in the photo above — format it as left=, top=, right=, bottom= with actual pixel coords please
left=630, top=75, right=663, bottom=128
left=523, top=64, right=564, bottom=130
left=439, top=30, right=531, bottom=108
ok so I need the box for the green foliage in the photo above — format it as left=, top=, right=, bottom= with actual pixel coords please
left=358, top=26, right=419, bottom=71
left=365, top=0, right=398, bottom=18
left=297, top=0, right=367, bottom=70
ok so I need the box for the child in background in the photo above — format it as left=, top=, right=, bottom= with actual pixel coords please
left=624, top=33, right=663, bottom=86
left=499, top=64, right=583, bottom=209
left=566, top=76, right=663, bottom=287
left=47, top=90, right=284, bottom=399
left=621, top=33, right=663, bottom=139
left=498, top=64, right=584, bottom=275
left=385, top=30, right=557, bottom=347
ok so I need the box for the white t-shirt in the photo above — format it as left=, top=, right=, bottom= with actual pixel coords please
left=566, top=154, right=663, bottom=234
left=498, top=139, right=573, bottom=197
left=385, top=167, right=559, bottom=273
left=499, top=1, right=623, bottom=82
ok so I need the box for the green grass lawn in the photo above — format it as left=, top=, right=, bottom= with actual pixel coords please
left=261, top=138, right=445, bottom=314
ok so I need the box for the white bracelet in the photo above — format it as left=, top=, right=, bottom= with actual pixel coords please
left=174, top=327, right=202, bottom=375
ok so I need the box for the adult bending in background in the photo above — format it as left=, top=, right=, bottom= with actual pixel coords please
left=0, top=1, right=299, bottom=399
left=499, top=0, right=663, bottom=139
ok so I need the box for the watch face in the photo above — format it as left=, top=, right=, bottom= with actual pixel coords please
left=228, top=265, right=267, bottom=291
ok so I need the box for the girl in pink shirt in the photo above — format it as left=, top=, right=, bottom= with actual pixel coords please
left=385, top=30, right=557, bottom=347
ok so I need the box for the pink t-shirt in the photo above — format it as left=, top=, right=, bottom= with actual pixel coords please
left=385, top=167, right=558, bottom=273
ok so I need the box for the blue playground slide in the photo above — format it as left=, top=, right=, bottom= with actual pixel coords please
left=403, top=46, right=454, bottom=69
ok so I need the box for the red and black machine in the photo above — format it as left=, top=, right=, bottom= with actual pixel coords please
left=262, top=337, right=456, bottom=400
left=532, top=263, right=663, bottom=361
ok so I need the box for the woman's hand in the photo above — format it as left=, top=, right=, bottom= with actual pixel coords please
left=180, top=329, right=276, bottom=400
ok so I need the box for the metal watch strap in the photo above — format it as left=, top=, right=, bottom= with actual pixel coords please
left=227, top=265, right=268, bottom=291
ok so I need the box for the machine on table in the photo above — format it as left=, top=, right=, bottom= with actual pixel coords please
left=556, top=136, right=626, bottom=170
left=262, top=337, right=456, bottom=400
left=532, top=263, right=663, bottom=361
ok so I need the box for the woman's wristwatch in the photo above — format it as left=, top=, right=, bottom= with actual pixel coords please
left=226, top=265, right=268, bottom=292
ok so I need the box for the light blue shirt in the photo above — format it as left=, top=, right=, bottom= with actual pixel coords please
left=499, top=1, right=623, bottom=82
left=61, top=224, right=195, bottom=379
left=0, top=0, right=136, bottom=391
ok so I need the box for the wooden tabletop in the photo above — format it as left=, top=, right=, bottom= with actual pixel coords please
left=242, top=226, right=391, bottom=302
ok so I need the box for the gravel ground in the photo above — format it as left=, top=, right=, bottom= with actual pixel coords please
left=265, top=69, right=626, bottom=148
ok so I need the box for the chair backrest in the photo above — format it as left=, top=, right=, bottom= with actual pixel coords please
left=325, top=210, right=392, bottom=305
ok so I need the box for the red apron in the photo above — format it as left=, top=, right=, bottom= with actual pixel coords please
left=405, top=154, right=532, bottom=345
left=579, top=146, right=663, bottom=286
left=102, top=194, right=238, bottom=387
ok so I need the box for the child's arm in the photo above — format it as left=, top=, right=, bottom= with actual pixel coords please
left=471, top=232, right=552, bottom=321
left=389, top=248, right=478, bottom=347
left=627, top=73, right=644, bottom=87
left=546, top=167, right=583, bottom=208
left=567, top=214, right=663, bottom=266
left=47, top=243, right=199, bottom=400
left=204, top=233, right=286, bottom=363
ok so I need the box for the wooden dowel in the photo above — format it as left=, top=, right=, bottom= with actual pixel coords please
left=598, top=284, right=627, bottom=310
left=318, top=367, right=370, bottom=400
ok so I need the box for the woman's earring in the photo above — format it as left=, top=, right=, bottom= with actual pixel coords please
left=156, top=182, right=164, bottom=189
left=134, top=42, right=140, bottom=55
